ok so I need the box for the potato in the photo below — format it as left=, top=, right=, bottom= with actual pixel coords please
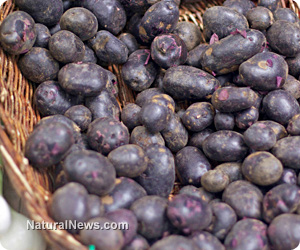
left=150, top=235, right=198, bottom=250
left=246, top=6, right=274, bottom=31
left=258, top=0, right=281, bottom=12
left=130, top=126, right=165, bottom=149
left=191, top=232, right=225, bottom=250
left=214, top=112, right=235, bottom=131
left=235, top=106, right=259, bottom=130
left=201, top=169, right=230, bottom=193
left=64, top=105, right=92, bottom=131
left=118, top=33, right=139, bottom=55
left=223, top=0, right=255, bottom=15
left=33, top=23, right=50, bottom=48
left=274, top=8, right=299, bottom=23
left=287, top=114, right=300, bottom=135
left=185, top=44, right=208, bottom=68
left=282, top=75, right=300, bottom=99
left=286, top=55, right=300, bottom=78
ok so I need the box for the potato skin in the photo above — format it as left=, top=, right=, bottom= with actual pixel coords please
left=287, top=114, right=300, bottom=135
left=223, top=0, right=255, bottom=15
left=123, top=235, right=149, bottom=250
left=58, top=63, right=107, bottom=97
left=139, top=0, right=179, bottom=43
left=239, top=52, right=288, bottom=91
left=150, top=235, right=198, bottom=250
left=274, top=7, right=298, bottom=23
left=246, top=6, right=274, bottom=31
left=185, top=44, right=208, bottom=68
left=121, top=103, right=142, bottom=130
left=267, top=20, right=300, bottom=57
left=201, top=169, right=230, bottom=193
left=18, top=47, right=59, bottom=83
left=163, top=65, right=220, bottom=100
left=33, top=23, right=50, bottom=48
left=130, top=126, right=165, bottom=149
left=258, top=0, right=281, bottom=12
left=15, top=0, right=63, bottom=26
left=256, top=120, right=287, bottom=140
left=215, top=162, right=242, bottom=183
left=282, top=75, right=300, bottom=99
left=0, top=11, right=36, bottom=55
left=64, top=105, right=92, bottom=131
left=235, top=106, right=259, bottom=129
left=214, top=112, right=235, bottom=131
left=118, top=33, right=139, bottom=55
left=188, top=129, right=214, bottom=150
left=135, top=88, right=164, bottom=106
left=203, top=6, right=249, bottom=41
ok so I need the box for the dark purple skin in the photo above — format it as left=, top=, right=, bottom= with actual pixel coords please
left=161, top=112, right=188, bottom=153
left=88, top=30, right=129, bottom=64
left=268, top=214, right=300, bottom=250
left=167, top=194, right=212, bottom=233
left=50, top=183, right=89, bottom=234
left=152, top=68, right=165, bottom=89
left=201, top=169, right=230, bottom=193
left=64, top=105, right=92, bottom=131
left=217, top=73, right=235, bottom=87
left=119, top=0, right=150, bottom=14
left=34, top=80, right=74, bottom=117
left=267, top=20, right=300, bottom=57
left=15, top=0, right=63, bottom=26
left=287, top=114, right=300, bottom=135
left=201, top=29, right=266, bottom=75
left=179, top=186, right=215, bottom=202
left=138, top=0, right=179, bottom=44
left=122, top=49, right=158, bottom=92
left=282, top=75, right=300, bottom=99
left=224, top=219, right=269, bottom=250
left=87, top=117, right=129, bottom=155
left=272, top=136, right=300, bottom=169
left=215, top=162, right=242, bottom=183
left=58, top=62, right=107, bottom=97
left=173, top=21, right=202, bottom=51
left=182, top=102, right=215, bottom=132
left=211, top=87, right=258, bottom=113
left=135, top=144, right=175, bottom=198
left=163, top=65, right=220, bottom=100
left=243, top=122, right=277, bottom=151
left=203, top=6, right=249, bottom=41
left=127, top=13, right=144, bottom=44
left=223, top=0, right=255, bottom=15
left=49, top=30, right=85, bottom=63
left=222, top=180, right=263, bottom=219
left=85, top=90, right=120, bottom=121
left=25, top=122, right=74, bottom=169
left=203, top=130, right=248, bottom=162
left=188, top=129, right=214, bottom=150
left=235, top=106, right=259, bottom=130
left=286, top=54, right=300, bottom=79
left=242, top=151, right=283, bottom=186
left=263, top=184, right=300, bottom=223
left=49, top=23, right=61, bottom=35
left=101, top=177, right=147, bottom=212
left=150, top=235, right=199, bottom=250
left=246, top=7, right=274, bottom=31
left=262, top=89, right=300, bottom=125
left=139, top=102, right=170, bottom=133
left=258, top=0, right=281, bottom=12
left=275, top=168, right=297, bottom=185
left=123, top=234, right=149, bottom=250
left=33, top=23, right=50, bottom=48
left=18, top=47, right=59, bottom=83
left=135, top=88, right=164, bottom=107
left=106, top=209, right=138, bottom=245
left=63, top=0, right=73, bottom=11
left=105, top=69, right=119, bottom=97
left=274, top=7, right=298, bottom=23
left=214, top=112, right=235, bottom=131
left=119, top=33, right=139, bottom=55
left=80, top=217, right=124, bottom=250
left=206, top=202, right=237, bottom=240
left=185, top=43, right=208, bottom=68
left=108, top=144, right=148, bottom=178
left=175, top=146, right=211, bottom=187
left=130, top=126, right=165, bottom=149
left=83, top=0, right=126, bottom=35
left=60, top=7, right=98, bottom=41
left=86, top=195, right=105, bottom=219
left=191, top=231, right=225, bottom=250
left=63, top=150, right=116, bottom=196
left=239, top=52, right=288, bottom=91
left=131, top=196, right=169, bottom=240
left=256, top=120, right=287, bottom=140
left=151, top=34, right=188, bottom=69
left=82, top=44, right=97, bottom=63
left=121, top=103, right=142, bottom=130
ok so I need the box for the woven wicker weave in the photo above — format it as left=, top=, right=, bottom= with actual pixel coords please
left=0, top=0, right=299, bottom=249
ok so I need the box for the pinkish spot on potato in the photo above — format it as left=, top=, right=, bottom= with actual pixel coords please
left=232, top=238, right=238, bottom=247
left=266, top=59, right=273, bottom=67
left=272, top=54, right=278, bottom=58
left=258, top=123, right=266, bottom=129
left=144, top=50, right=151, bottom=66
left=218, top=89, right=229, bottom=101
left=91, top=171, right=98, bottom=179
left=198, top=72, right=207, bottom=77
left=96, top=131, right=103, bottom=137
left=230, top=29, right=247, bottom=38
left=209, top=33, right=219, bottom=45
left=51, top=144, right=61, bottom=155
left=212, top=71, right=216, bottom=76
left=276, top=200, right=288, bottom=211
left=276, top=76, right=283, bottom=88
left=256, top=234, right=265, bottom=248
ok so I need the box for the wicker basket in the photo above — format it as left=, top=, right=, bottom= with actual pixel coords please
left=0, top=0, right=299, bottom=249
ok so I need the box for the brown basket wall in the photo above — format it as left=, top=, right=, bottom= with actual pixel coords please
left=0, top=0, right=299, bottom=249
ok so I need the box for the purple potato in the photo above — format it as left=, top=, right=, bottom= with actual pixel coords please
left=89, top=30, right=128, bottom=64
left=82, top=44, right=97, bottom=63
left=151, top=34, right=188, bottom=69
left=135, top=88, right=164, bottom=107
left=135, top=144, right=175, bottom=198
left=214, top=112, right=235, bottom=131
left=49, top=23, right=61, bottom=35
left=127, top=13, right=143, bottom=44
left=239, top=52, right=288, bottom=91
left=87, top=117, right=129, bottom=155
left=255, top=120, right=287, bottom=140
left=119, top=0, right=150, bottom=14
left=167, top=194, right=212, bottom=233
left=224, top=219, right=269, bottom=250
left=222, top=180, right=263, bottom=219
left=287, top=114, right=300, bottom=135
left=131, top=196, right=169, bottom=240
left=215, top=162, right=242, bottom=183
left=122, top=49, right=158, bottom=92
left=274, top=7, right=299, bottom=23
left=188, top=129, right=214, bottom=150
left=25, top=122, right=74, bottom=169
left=282, top=75, right=300, bottom=99
left=119, top=33, right=139, bottom=55
left=58, top=62, right=107, bottom=96
left=235, top=106, right=259, bottom=130
left=121, top=103, right=142, bottom=130
left=191, top=231, right=225, bottom=250
left=104, top=69, right=119, bottom=97
left=64, top=105, right=92, bottom=131
left=60, top=7, right=98, bottom=41
left=286, top=54, right=300, bottom=79
left=179, top=186, right=215, bottom=203
left=18, top=47, right=59, bottom=83
left=206, top=202, right=237, bottom=240
left=175, top=146, right=211, bottom=186
left=246, top=7, right=274, bottom=31
left=258, top=0, right=281, bottom=11
left=139, top=0, right=179, bottom=43
left=185, top=43, right=208, bottom=68
left=163, top=65, right=220, bottom=100
left=262, top=89, right=300, bottom=125
left=150, top=235, right=199, bottom=250
left=130, top=126, right=165, bottom=149
left=201, top=169, right=230, bottom=193
left=122, top=235, right=149, bottom=250
left=108, top=144, right=148, bottom=178
left=101, top=177, right=147, bottom=212
left=86, top=195, right=105, bottom=219
left=223, top=0, right=255, bottom=15
left=33, top=23, right=50, bottom=48
left=275, top=168, right=297, bottom=185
